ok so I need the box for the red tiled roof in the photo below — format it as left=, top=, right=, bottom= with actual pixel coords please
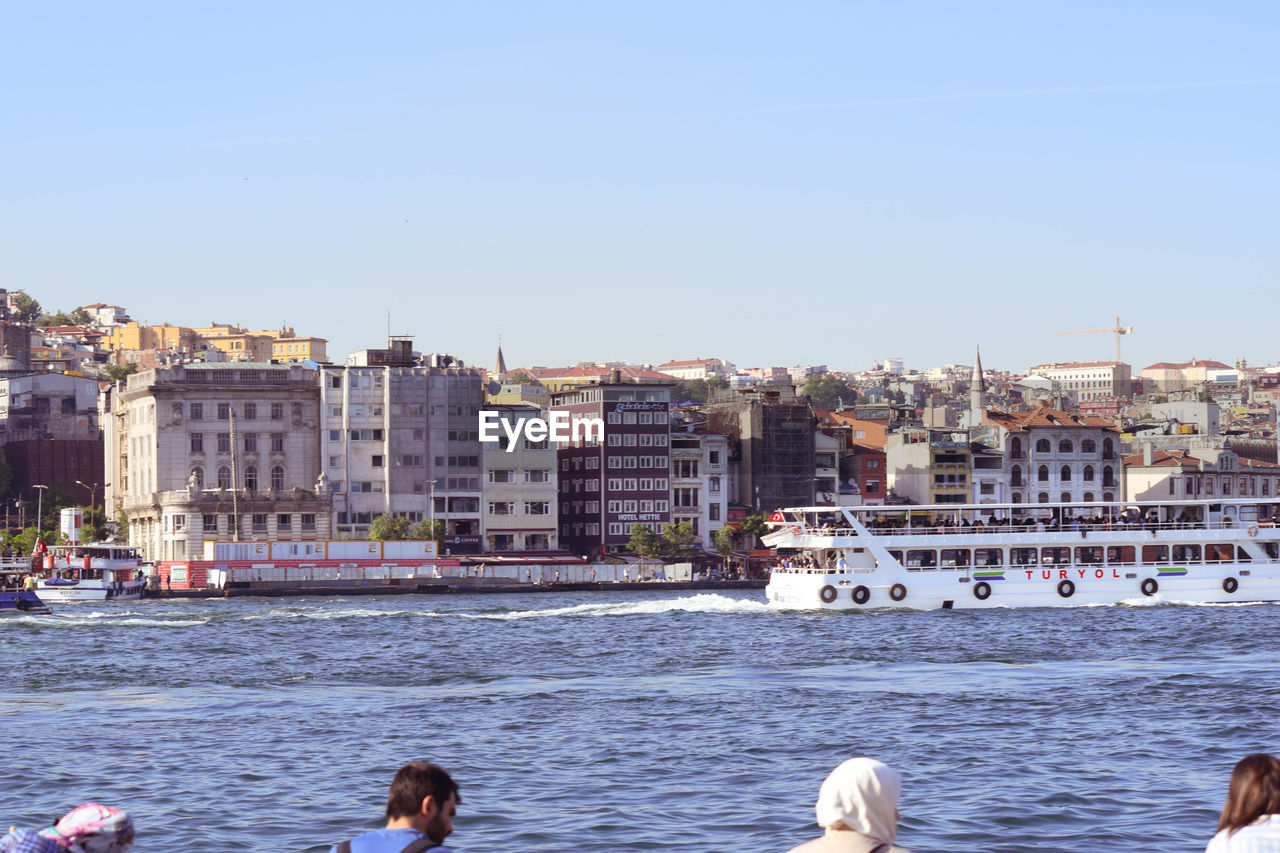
left=982, top=405, right=1117, bottom=432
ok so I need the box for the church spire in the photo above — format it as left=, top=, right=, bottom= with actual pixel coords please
left=493, top=338, right=507, bottom=380
left=970, top=345, right=986, bottom=424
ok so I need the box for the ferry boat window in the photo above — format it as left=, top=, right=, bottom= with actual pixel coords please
left=1235, top=546, right=1253, bottom=563
left=1262, top=543, right=1279, bottom=560
left=887, top=550, right=904, bottom=565
left=940, top=549, right=970, bottom=568
left=974, top=548, right=1002, bottom=567
left=1075, top=546, right=1103, bottom=565
left=1142, top=544, right=1168, bottom=563
left=1011, top=547, right=1038, bottom=566
left=1205, top=544, right=1234, bottom=563
left=1041, top=547, right=1071, bottom=566
left=905, top=550, right=936, bottom=570
left=1106, top=546, right=1135, bottom=565
left=1172, top=544, right=1201, bottom=564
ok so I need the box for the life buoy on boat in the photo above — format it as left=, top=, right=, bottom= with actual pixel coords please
left=889, top=583, right=907, bottom=602
left=1223, top=576, right=1239, bottom=594
left=819, top=585, right=838, bottom=604
left=1140, top=578, right=1159, bottom=597
left=973, top=581, right=992, bottom=601
left=15, top=597, right=30, bottom=611
left=1057, top=580, right=1075, bottom=599
left=1247, top=524, right=1260, bottom=538
left=851, top=585, right=870, bottom=605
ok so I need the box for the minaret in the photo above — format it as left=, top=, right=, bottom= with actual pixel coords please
left=970, top=345, right=986, bottom=424
left=493, top=338, right=507, bottom=381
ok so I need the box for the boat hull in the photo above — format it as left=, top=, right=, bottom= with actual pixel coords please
left=0, top=590, right=53, bottom=615
left=35, top=581, right=145, bottom=603
left=766, top=566, right=1280, bottom=610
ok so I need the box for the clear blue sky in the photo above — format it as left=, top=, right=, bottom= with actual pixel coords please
left=2, top=2, right=1275, bottom=374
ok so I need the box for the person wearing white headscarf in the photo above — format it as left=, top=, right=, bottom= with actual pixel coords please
left=789, top=757, right=915, bottom=853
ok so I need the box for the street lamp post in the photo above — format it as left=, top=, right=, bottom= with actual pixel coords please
left=75, top=481, right=107, bottom=542
left=33, top=485, right=48, bottom=544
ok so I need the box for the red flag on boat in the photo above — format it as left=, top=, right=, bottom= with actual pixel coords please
left=768, top=511, right=785, bottom=522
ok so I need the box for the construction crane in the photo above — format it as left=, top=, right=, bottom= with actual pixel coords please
left=1055, top=316, right=1133, bottom=363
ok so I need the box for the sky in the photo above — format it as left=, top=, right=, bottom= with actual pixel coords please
left=2, top=2, right=1276, bottom=375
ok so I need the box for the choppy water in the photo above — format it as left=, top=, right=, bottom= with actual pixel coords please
left=1, top=591, right=1274, bottom=851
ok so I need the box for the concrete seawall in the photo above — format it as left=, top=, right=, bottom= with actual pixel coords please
left=147, top=579, right=767, bottom=599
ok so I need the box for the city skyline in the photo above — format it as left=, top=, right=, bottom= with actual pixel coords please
left=3, top=3, right=1276, bottom=372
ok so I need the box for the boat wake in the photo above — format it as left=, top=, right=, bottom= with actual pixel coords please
left=460, top=593, right=772, bottom=620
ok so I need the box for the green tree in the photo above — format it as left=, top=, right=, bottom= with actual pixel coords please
left=104, top=364, right=138, bottom=382
left=800, top=374, right=859, bottom=411
left=369, top=514, right=410, bottom=540
left=659, top=521, right=698, bottom=560
left=677, top=376, right=729, bottom=406
left=627, top=523, right=662, bottom=558
left=738, top=513, right=770, bottom=547
left=114, top=501, right=130, bottom=543
left=713, top=525, right=737, bottom=557
left=79, top=506, right=109, bottom=543
left=37, top=310, right=73, bottom=328
left=409, top=519, right=444, bottom=542
left=11, top=526, right=50, bottom=555
left=69, top=307, right=92, bottom=326
left=508, top=370, right=535, bottom=384
left=12, top=294, right=41, bottom=326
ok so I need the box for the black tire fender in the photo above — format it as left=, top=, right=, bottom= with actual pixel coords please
left=1223, top=576, right=1238, bottom=594
left=851, top=585, right=870, bottom=605
left=973, top=581, right=992, bottom=601
left=1140, top=578, right=1158, bottom=597
left=1057, top=579, right=1075, bottom=599
left=819, top=585, right=838, bottom=604
left=889, top=583, right=907, bottom=602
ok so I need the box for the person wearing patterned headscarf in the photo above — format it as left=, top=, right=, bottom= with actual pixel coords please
left=1, top=803, right=134, bottom=853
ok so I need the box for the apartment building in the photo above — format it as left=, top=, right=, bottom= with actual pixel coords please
left=980, top=406, right=1122, bottom=508
left=1026, top=361, right=1133, bottom=402
left=317, top=344, right=485, bottom=552
left=551, top=376, right=673, bottom=558
left=481, top=405, right=558, bottom=551
left=105, top=363, right=331, bottom=562
left=670, top=428, right=729, bottom=545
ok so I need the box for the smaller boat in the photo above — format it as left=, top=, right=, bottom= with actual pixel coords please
left=0, top=566, right=53, bottom=615
left=34, top=544, right=146, bottom=603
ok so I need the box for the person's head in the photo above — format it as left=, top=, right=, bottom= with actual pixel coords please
left=814, top=757, right=902, bottom=844
left=38, top=803, right=134, bottom=853
left=1219, top=753, right=1280, bottom=834
left=385, top=761, right=460, bottom=844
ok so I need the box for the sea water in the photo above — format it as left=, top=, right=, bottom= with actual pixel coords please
left=0, top=592, right=1274, bottom=851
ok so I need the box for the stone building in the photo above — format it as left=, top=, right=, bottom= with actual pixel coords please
left=105, top=363, right=331, bottom=561
left=480, top=405, right=558, bottom=551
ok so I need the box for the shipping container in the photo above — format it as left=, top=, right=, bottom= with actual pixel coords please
left=382, top=540, right=439, bottom=559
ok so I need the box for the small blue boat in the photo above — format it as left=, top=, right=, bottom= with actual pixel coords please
left=0, top=589, right=53, bottom=615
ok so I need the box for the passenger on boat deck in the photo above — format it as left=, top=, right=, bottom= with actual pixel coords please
left=789, top=757, right=915, bottom=853
left=1206, top=753, right=1280, bottom=852
left=332, top=761, right=460, bottom=853
left=0, top=803, right=134, bottom=853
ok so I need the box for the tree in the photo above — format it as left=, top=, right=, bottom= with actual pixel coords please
left=409, top=519, right=444, bottom=542
left=114, top=501, right=130, bottom=543
left=738, top=513, right=770, bottom=547
left=369, top=514, right=410, bottom=540
left=508, top=370, right=535, bottom=384
left=659, top=521, right=697, bottom=560
left=676, top=376, right=729, bottom=406
left=69, top=307, right=92, bottom=326
left=627, top=523, right=662, bottom=558
left=713, top=525, right=737, bottom=557
left=800, top=374, right=860, bottom=411
left=11, top=294, right=41, bottom=326
left=104, top=364, right=138, bottom=382
left=79, top=505, right=109, bottom=543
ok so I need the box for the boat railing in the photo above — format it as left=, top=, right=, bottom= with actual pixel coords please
left=849, top=520, right=1272, bottom=537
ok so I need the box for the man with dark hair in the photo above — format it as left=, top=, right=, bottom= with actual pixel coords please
left=332, top=761, right=461, bottom=853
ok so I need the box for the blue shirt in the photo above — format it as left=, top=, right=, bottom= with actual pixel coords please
left=330, top=827, right=453, bottom=853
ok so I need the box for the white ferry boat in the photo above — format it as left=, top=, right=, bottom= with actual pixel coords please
left=763, top=498, right=1280, bottom=610
left=35, top=544, right=147, bottom=603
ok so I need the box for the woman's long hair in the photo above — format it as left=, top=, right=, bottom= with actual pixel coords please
left=1219, top=754, right=1280, bottom=834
